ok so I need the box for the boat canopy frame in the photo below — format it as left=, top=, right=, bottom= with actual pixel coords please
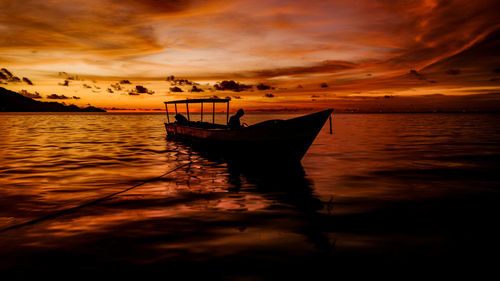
left=164, top=98, right=230, bottom=125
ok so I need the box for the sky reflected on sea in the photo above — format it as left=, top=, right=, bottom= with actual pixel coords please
left=0, top=112, right=499, bottom=277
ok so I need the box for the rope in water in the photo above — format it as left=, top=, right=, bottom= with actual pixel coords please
left=0, top=161, right=192, bottom=234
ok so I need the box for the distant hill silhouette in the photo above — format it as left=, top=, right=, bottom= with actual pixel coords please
left=0, top=87, right=105, bottom=112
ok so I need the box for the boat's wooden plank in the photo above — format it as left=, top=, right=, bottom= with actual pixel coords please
left=164, top=98, right=230, bottom=104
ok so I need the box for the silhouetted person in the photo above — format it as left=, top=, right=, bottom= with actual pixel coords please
left=175, top=113, right=189, bottom=125
left=228, top=108, right=244, bottom=129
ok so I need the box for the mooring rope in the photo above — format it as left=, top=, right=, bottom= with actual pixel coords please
left=0, top=161, right=193, bottom=234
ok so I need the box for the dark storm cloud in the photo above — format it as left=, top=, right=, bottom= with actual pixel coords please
left=46, top=94, right=71, bottom=99
left=135, top=85, right=154, bottom=94
left=214, top=80, right=251, bottom=92
left=0, top=68, right=23, bottom=83
left=0, top=69, right=35, bottom=86
left=22, top=77, right=34, bottom=85
left=190, top=85, right=203, bottom=92
left=169, top=86, right=183, bottom=92
left=128, top=85, right=154, bottom=95
left=408, top=70, right=427, bottom=80
left=256, top=83, right=271, bottom=90
left=446, top=69, right=461, bottom=75
left=1, top=68, right=13, bottom=77
left=19, top=90, right=42, bottom=99
left=8, top=76, right=21, bottom=83
left=110, top=83, right=122, bottom=91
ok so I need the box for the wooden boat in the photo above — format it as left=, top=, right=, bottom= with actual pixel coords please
left=164, top=98, right=333, bottom=163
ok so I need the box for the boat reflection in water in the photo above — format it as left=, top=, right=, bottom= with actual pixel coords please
left=155, top=140, right=337, bottom=278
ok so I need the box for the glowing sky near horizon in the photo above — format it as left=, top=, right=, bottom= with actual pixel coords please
left=1, top=0, right=499, bottom=110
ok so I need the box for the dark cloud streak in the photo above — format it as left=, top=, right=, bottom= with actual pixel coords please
left=22, top=77, right=34, bottom=85
left=46, top=94, right=71, bottom=99
left=239, top=60, right=356, bottom=79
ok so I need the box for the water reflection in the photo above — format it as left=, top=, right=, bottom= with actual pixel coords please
left=0, top=137, right=337, bottom=278
left=167, top=139, right=333, bottom=252
left=1, top=113, right=499, bottom=278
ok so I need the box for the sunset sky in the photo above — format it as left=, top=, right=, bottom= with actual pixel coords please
left=1, top=0, right=499, bottom=111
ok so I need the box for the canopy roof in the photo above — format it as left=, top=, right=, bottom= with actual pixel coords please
left=164, top=98, right=230, bottom=104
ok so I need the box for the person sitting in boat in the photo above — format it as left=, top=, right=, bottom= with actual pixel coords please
left=228, top=108, right=245, bottom=129
left=175, top=113, right=189, bottom=125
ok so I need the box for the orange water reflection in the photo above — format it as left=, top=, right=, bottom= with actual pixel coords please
left=1, top=113, right=499, bottom=277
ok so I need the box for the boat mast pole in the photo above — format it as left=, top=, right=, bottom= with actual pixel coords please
left=329, top=114, right=333, bottom=134
left=201, top=102, right=203, bottom=122
left=165, top=104, right=170, bottom=123
left=186, top=103, right=190, bottom=122
left=226, top=101, right=229, bottom=125
left=174, top=103, right=177, bottom=115
left=212, top=102, right=215, bottom=124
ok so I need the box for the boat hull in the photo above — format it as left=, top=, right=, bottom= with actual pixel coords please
left=165, top=109, right=333, bottom=163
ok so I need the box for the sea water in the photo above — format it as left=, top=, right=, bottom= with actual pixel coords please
left=0, top=112, right=499, bottom=278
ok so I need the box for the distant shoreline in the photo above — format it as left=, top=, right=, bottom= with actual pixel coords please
left=0, top=87, right=106, bottom=112
left=1, top=111, right=499, bottom=115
